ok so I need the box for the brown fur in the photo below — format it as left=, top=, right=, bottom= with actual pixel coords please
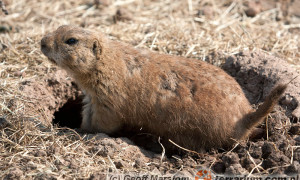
left=41, top=25, right=287, bottom=151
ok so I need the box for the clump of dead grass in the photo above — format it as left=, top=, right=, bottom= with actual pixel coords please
left=0, top=0, right=300, bottom=178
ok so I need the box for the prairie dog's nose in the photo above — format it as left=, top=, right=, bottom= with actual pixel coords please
left=41, top=34, right=54, bottom=55
left=41, top=37, right=48, bottom=50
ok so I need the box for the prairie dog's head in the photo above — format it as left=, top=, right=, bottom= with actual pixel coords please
left=41, top=25, right=103, bottom=74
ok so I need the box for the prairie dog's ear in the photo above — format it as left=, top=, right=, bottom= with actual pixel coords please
left=93, top=39, right=101, bottom=60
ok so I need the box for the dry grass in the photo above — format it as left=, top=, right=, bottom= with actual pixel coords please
left=0, top=0, right=300, bottom=178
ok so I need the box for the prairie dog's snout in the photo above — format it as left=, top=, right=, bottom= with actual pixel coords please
left=41, top=34, right=57, bottom=64
left=40, top=38, right=47, bottom=51
left=40, top=36, right=49, bottom=52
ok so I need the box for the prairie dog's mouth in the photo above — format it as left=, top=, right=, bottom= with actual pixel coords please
left=41, top=47, right=57, bottom=65
left=46, top=57, right=57, bottom=65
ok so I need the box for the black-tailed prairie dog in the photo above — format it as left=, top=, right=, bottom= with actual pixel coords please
left=41, top=25, right=287, bottom=151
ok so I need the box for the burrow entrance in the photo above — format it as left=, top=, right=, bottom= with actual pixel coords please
left=53, top=96, right=84, bottom=129
left=52, top=94, right=163, bottom=153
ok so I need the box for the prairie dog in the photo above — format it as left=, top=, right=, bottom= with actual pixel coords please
left=41, top=25, right=287, bottom=151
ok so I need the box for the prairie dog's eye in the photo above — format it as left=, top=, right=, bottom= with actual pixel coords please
left=65, top=38, right=78, bottom=45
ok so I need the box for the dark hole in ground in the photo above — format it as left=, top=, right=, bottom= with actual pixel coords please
left=53, top=96, right=84, bottom=129
left=53, top=95, right=162, bottom=153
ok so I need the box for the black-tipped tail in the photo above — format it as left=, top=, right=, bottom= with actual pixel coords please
left=243, top=84, right=287, bottom=130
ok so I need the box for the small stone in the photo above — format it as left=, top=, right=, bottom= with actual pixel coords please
left=250, top=144, right=262, bottom=159
left=262, top=142, right=274, bottom=159
left=262, top=153, right=282, bottom=169
left=114, top=161, right=124, bottom=169
left=0, top=42, right=7, bottom=52
left=222, top=152, right=240, bottom=167
left=0, top=25, right=10, bottom=33
left=225, top=164, right=247, bottom=175
left=113, top=8, right=133, bottom=23
left=94, top=0, right=110, bottom=8
left=294, top=136, right=300, bottom=143
left=290, top=125, right=300, bottom=135
left=212, top=161, right=226, bottom=174
left=245, top=1, right=262, bottom=17
left=197, top=7, right=214, bottom=17
left=14, top=71, right=26, bottom=78
left=0, top=116, right=9, bottom=128
left=114, top=160, right=129, bottom=169
left=134, top=159, right=143, bottom=168
left=35, top=150, right=47, bottom=157
left=285, top=161, right=300, bottom=174
left=5, top=167, right=23, bottom=179
left=292, top=107, right=300, bottom=119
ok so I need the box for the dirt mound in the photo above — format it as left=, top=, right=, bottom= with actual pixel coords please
left=223, top=51, right=300, bottom=118
left=15, top=51, right=300, bottom=177
left=19, top=69, right=82, bottom=126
